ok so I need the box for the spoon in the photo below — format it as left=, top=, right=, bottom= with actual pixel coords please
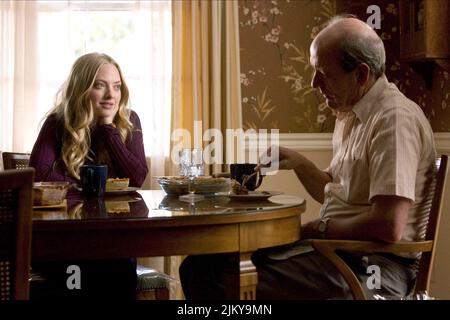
left=241, top=171, right=258, bottom=190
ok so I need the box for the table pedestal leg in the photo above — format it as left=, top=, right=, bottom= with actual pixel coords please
left=240, top=254, right=257, bottom=300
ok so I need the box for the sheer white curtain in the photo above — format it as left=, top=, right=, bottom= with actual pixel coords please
left=0, top=1, right=38, bottom=154
left=0, top=1, right=172, bottom=186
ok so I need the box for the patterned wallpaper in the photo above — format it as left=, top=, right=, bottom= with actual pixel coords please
left=238, top=0, right=450, bottom=133
left=239, top=0, right=336, bottom=133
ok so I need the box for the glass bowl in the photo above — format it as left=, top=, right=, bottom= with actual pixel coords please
left=33, top=181, right=69, bottom=206
left=156, top=176, right=230, bottom=195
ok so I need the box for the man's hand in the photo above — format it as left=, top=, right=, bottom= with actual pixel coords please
left=257, top=146, right=304, bottom=172
left=277, top=146, right=305, bottom=170
left=257, top=145, right=332, bottom=203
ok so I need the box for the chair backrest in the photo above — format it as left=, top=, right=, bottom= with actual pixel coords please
left=414, top=154, right=448, bottom=293
left=0, top=168, right=34, bottom=300
left=2, top=152, right=31, bottom=170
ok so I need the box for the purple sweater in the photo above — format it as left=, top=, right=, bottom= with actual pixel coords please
left=29, top=110, right=148, bottom=187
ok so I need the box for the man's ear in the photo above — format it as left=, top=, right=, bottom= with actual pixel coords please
left=356, top=63, right=370, bottom=85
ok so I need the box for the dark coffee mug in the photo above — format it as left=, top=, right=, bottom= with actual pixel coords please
left=230, top=163, right=264, bottom=191
left=80, top=165, right=108, bottom=197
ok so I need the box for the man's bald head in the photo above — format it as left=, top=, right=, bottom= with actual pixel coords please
left=312, top=16, right=386, bottom=79
left=313, top=17, right=378, bottom=46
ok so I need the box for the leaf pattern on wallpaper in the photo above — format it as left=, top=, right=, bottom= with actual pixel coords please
left=320, top=0, right=336, bottom=19
left=244, top=120, right=258, bottom=131
left=243, top=87, right=279, bottom=130
left=252, top=87, right=277, bottom=122
left=280, top=0, right=336, bottom=132
left=239, top=0, right=336, bottom=133
left=437, top=70, right=450, bottom=130
left=240, top=0, right=449, bottom=132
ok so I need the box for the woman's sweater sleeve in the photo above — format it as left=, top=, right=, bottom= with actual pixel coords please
left=29, top=115, right=78, bottom=183
left=94, top=111, right=149, bottom=187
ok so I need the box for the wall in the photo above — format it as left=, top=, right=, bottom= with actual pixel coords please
left=238, top=0, right=336, bottom=133
left=238, top=0, right=450, bottom=132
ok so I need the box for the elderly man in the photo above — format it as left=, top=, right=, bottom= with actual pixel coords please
left=179, top=16, right=436, bottom=300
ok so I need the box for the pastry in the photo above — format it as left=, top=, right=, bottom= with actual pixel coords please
left=106, top=178, right=129, bottom=191
left=105, top=201, right=130, bottom=214
left=231, top=179, right=248, bottom=195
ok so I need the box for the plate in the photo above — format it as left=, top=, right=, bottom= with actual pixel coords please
left=215, top=191, right=283, bottom=201
left=33, top=199, right=67, bottom=210
left=104, top=187, right=140, bottom=195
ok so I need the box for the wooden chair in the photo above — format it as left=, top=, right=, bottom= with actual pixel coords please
left=1, top=152, right=172, bottom=299
left=2, top=152, right=31, bottom=170
left=0, top=168, right=34, bottom=300
left=311, top=154, right=449, bottom=300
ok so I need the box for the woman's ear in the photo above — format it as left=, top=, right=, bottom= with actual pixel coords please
left=356, top=63, right=370, bottom=85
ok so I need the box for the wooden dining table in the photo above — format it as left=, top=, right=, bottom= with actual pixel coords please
left=32, top=190, right=306, bottom=300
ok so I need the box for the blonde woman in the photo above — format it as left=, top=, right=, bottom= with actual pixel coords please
left=30, top=53, right=146, bottom=299
left=30, top=52, right=148, bottom=187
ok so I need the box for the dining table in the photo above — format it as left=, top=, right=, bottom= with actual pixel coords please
left=32, top=189, right=306, bottom=300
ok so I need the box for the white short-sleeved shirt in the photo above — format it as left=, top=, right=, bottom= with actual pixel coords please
left=321, top=75, right=436, bottom=244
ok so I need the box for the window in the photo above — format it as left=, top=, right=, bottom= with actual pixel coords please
left=36, top=0, right=172, bottom=157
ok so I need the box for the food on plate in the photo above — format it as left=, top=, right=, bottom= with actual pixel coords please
left=105, top=201, right=131, bottom=214
left=230, top=179, right=248, bottom=195
left=33, top=181, right=69, bottom=206
left=106, top=178, right=130, bottom=191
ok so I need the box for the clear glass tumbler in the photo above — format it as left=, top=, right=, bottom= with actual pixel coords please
left=179, top=148, right=205, bottom=202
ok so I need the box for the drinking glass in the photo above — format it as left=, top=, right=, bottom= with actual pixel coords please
left=179, top=148, right=205, bottom=202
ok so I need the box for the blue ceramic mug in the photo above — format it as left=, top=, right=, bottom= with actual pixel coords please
left=80, top=165, right=108, bottom=197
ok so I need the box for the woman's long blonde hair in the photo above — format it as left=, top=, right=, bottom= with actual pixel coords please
left=50, top=52, right=133, bottom=179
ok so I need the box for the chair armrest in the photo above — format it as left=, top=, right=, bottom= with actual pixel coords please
left=308, top=239, right=433, bottom=300
left=310, top=239, right=433, bottom=254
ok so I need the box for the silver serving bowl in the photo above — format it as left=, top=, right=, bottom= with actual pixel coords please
left=156, top=176, right=230, bottom=195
